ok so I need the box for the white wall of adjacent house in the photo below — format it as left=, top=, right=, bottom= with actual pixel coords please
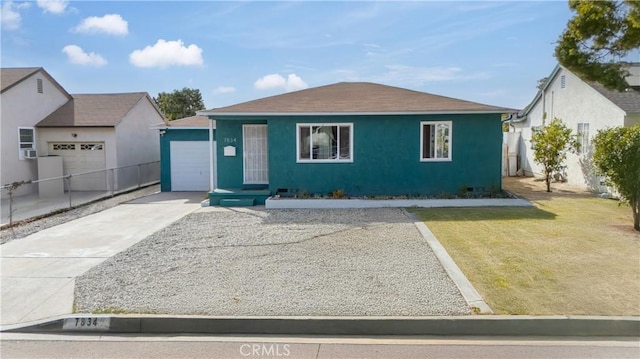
left=36, top=127, right=117, bottom=191
left=114, top=96, right=161, bottom=189
left=515, top=67, right=626, bottom=192
left=0, top=71, right=69, bottom=197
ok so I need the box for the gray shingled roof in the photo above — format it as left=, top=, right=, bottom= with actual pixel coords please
left=589, top=81, right=640, bottom=114
left=202, top=82, right=515, bottom=115
left=167, top=115, right=210, bottom=127
left=37, top=93, right=150, bottom=127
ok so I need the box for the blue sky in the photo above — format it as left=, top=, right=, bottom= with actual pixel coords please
left=1, top=1, right=593, bottom=110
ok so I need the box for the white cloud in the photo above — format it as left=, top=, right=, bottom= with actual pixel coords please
left=129, top=39, right=204, bottom=68
left=254, top=73, right=308, bottom=92
left=285, top=74, right=308, bottom=91
left=37, top=0, right=68, bottom=14
left=254, top=74, right=286, bottom=89
left=62, top=45, right=107, bottom=67
left=74, top=14, right=128, bottom=36
left=214, top=86, right=236, bottom=94
left=1, top=1, right=30, bottom=30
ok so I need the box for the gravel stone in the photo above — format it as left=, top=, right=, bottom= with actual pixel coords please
left=75, top=207, right=471, bottom=316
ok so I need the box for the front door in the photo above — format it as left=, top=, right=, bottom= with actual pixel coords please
left=242, top=124, right=268, bottom=184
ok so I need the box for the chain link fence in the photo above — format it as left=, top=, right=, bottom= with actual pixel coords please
left=1, top=161, right=160, bottom=227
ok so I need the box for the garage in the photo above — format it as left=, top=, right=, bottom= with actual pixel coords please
left=48, top=142, right=107, bottom=191
left=170, top=141, right=211, bottom=191
left=156, top=116, right=213, bottom=192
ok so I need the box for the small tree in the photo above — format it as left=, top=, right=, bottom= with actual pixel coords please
left=531, top=118, right=579, bottom=192
left=592, top=125, right=640, bottom=231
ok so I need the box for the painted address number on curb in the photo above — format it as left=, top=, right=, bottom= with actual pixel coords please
left=62, top=317, right=110, bottom=330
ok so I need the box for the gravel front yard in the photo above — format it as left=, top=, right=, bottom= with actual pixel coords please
left=75, top=207, right=470, bottom=316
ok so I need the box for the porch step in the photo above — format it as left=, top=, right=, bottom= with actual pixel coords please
left=219, top=198, right=255, bottom=207
left=209, top=188, right=271, bottom=206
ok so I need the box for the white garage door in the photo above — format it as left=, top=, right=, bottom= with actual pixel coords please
left=170, top=141, right=210, bottom=191
left=48, top=142, right=107, bottom=191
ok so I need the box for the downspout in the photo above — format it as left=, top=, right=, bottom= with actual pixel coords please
left=542, top=88, right=546, bottom=125
left=209, top=118, right=215, bottom=191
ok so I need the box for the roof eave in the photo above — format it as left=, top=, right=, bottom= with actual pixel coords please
left=522, top=64, right=562, bottom=117
left=197, top=110, right=517, bottom=117
left=36, top=124, right=115, bottom=128
left=151, top=126, right=210, bottom=130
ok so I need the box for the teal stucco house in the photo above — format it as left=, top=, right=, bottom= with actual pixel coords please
left=198, top=82, right=514, bottom=206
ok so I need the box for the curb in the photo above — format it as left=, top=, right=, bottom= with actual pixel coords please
left=266, top=197, right=533, bottom=209
left=4, top=315, right=639, bottom=337
left=402, top=209, right=493, bottom=314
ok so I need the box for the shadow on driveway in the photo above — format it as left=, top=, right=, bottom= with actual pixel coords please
left=126, top=192, right=207, bottom=205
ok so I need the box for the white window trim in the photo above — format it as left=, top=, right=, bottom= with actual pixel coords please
left=296, top=123, right=354, bottom=163
left=18, top=127, right=36, bottom=160
left=577, top=122, right=589, bottom=155
left=420, top=121, right=452, bottom=162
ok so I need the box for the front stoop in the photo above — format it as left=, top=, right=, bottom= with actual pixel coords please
left=209, top=188, right=270, bottom=207
left=220, top=198, right=255, bottom=207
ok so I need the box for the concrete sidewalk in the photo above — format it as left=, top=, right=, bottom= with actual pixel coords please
left=0, top=192, right=203, bottom=326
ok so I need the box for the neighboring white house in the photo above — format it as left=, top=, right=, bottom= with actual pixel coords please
left=0, top=67, right=163, bottom=197
left=1, top=68, right=71, bottom=196
left=507, top=63, right=640, bottom=192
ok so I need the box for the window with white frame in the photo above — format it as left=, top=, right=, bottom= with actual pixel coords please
left=18, top=127, right=35, bottom=159
left=18, top=127, right=35, bottom=150
left=297, top=123, right=352, bottom=162
left=577, top=123, right=589, bottom=154
left=420, top=121, right=451, bottom=161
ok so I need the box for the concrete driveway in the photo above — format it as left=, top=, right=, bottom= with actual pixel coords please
left=0, top=192, right=203, bottom=327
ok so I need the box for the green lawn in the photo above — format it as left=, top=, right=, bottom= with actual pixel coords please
left=409, top=179, right=640, bottom=315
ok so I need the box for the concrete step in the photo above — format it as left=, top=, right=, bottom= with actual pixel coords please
left=219, top=198, right=255, bottom=207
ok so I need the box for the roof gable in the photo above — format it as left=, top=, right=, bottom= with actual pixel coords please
left=1, top=67, right=71, bottom=99
left=36, top=92, right=155, bottom=127
left=201, top=82, right=515, bottom=115
left=524, top=64, right=640, bottom=116
left=1, top=67, right=40, bottom=92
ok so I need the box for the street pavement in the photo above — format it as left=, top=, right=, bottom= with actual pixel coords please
left=1, top=333, right=639, bottom=359
left=0, top=192, right=203, bottom=326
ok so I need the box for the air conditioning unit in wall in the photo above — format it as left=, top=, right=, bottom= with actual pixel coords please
left=22, top=149, right=37, bottom=159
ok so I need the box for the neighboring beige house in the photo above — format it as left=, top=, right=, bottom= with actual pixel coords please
left=507, top=63, right=640, bottom=192
left=1, top=67, right=163, bottom=197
